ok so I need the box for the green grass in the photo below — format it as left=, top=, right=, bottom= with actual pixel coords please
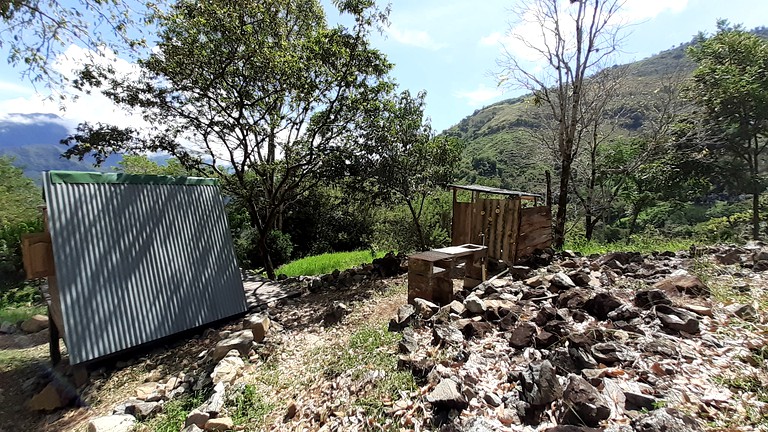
left=231, top=384, right=274, bottom=430
left=316, top=324, right=417, bottom=421
left=138, top=392, right=206, bottom=432
left=562, top=236, right=697, bottom=256
left=276, top=250, right=386, bottom=277
left=0, top=304, right=46, bottom=324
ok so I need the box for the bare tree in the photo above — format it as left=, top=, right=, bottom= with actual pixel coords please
left=496, top=0, right=628, bottom=248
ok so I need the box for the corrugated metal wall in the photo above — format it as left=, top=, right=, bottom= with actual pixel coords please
left=43, top=172, right=246, bottom=364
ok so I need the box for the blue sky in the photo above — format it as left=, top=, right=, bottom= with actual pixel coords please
left=0, top=0, right=767, bottom=133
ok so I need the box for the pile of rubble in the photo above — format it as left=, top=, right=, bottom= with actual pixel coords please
left=390, top=246, right=768, bottom=431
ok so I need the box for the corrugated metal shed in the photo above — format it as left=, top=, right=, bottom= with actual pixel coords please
left=43, top=171, right=246, bottom=364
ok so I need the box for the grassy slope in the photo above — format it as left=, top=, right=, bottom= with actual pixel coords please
left=276, top=250, right=385, bottom=277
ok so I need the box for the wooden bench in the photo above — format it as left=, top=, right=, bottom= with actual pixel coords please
left=407, top=244, right=487, bottom=305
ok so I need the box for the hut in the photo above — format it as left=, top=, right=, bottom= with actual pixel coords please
left=22, top=171, right=247, bottom=364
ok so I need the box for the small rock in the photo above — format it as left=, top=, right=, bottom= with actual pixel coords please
left=0, top=321, right=16, bottom=334
left=399, top=328, right=419, bottom=354
left=510, top=265, right=534, bottom=279
left=463, top=321, right=494, bottom=339
left=181, top=425, right=204, bottom=432
left=559, top=374, right=611, bottom=427
left=413, top=298, right=439, bottom=318
left=634, top=289, right=672, bottom=309
left=655, top=305, right=700, bottom=334
left=590, top=342, right=635, bottom=365
left=285, top=400, right=298, bottom=420
left=426, top=378, right=468, bottom=410
left=725, top=303, right=758, bottom=322
left=624, top=392, right=657, bottom=411
left=449, top=300, right=466, bottom=316
left=135, top=382, right=159, bottom=401
left=20, top=314, right=49, bottom=333
left=323, top=302, right=349, bottom=324
left=185, top=409, right=210, bottom=428
left=389, top=304, right=415, bottom=331
left=432, top=324, right=464, bottom=346
left=210, top=354, right=244, bottom=385
left=464, top=293, right=486, bottom=314
left=212, top=330, right=254, bottom=362
left=244, top=313, right=270, bottom=342
left=509, top=322, right=537, bottom=349
left=557, top=289, right=591, bottom=309
left=518, top=360, right=562, bottom=407
left=27, top=381, right=73, bottom=411
left=550, top=272, right=576, bottom=290
left=584, top=293, right=622, bottom=320
left=88, top=415, right=136, bottom=432
left=631, top=408, right=702, bottom=431
left=204, top=416, right=234, bottom=432
left=484, top=392, right=502, bottom=407
left=126, top=401, right=161, bottom=420
left=715, top=249, right=741, bottom=265
left=652, top=274, right=709, bottom=297
left=524, top=275, right=545, bottom=287
left=679, top=303, right=713, bottom=317
left=535, top=330, right=560, bottom=348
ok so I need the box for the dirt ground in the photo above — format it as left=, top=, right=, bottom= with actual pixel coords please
left=0, top=275, right=408, bottom=432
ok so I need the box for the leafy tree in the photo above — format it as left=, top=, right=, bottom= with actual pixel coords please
left=685, top=21, right=768, bottom=239
left=0, top=156, right=42, bottom=226
left=0, top=0, right=155, bottom=89
left=357, top=90, right=463, bottom=251
left=62, top=0, right=393, bottom=278
left=496, top=0, right=628, bottom=248
left=117, top=154, right=189, bottom=176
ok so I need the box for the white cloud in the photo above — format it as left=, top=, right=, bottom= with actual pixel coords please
left=386, top=24, right=446, bottom=50
left=493, top=0, right=689, bottom=64
left=0, top=44, right=147, bottom=132
left=620, top=0, right=687, bottom=21
left=455, top=84, right=503, bottom=107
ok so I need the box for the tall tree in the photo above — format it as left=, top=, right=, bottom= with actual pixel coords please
left=1, top=0, right=155, bottom=89
left=62, top=0, right=393, bottom=278
left=496, top=0, right=627, bottom=248
left=686, top=21, right=768, bottom=239
left=357, top=90, right=463, bottom=251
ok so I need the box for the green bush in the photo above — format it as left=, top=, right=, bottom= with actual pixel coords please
left=372, top=193, right=452, bottom=253
left=0, top=219, right=44, bottom=288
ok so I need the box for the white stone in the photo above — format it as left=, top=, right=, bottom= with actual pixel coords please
left=87, top=414, right=136, bottom=432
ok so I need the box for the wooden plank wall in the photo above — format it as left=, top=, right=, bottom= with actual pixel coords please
left=451, top=202, right=472, bottom=245
left=516, top=206, right=553, bottom=259
left=451, top=197, right=521, bottom=262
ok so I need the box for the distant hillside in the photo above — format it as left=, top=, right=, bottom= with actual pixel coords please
left=0, top=113, right=121, bottom=181
left=446, top=26, right=768, bottom=194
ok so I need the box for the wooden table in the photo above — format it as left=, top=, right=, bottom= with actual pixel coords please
left=407, top=244, right=487, bottom=305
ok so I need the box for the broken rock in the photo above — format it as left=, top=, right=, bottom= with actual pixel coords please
left=655, top=305, right=700, bottom=334
left=509, top=322, right=537, bottom=349
left=559, top=374, right=611, bottom=427
left=212, top=330, right=254, bottom=362
left=20, top=314, right=49, bottom=333
left=584, top=293, right=622, bottom=320
left=652, top=274, right=709, bottom=297
left=244, top=313, right=270, bottom=342
left=210, top=353, right=244, bottom=385
left=87, top=415, right=136, bottom=432
left=518, top=360, right=562, bottom=407
left=426, top=378, right=468, bottom=410
left=389, top=304, right=415, bottom=331
left=631, top=408, right=702, bottom=431
left=464, top=293, right=486, bottom=315
left=413, top=298, right=439, bottom=318
left=204, top=416, right=234, bottom=432
left=550, top=272, right=577, bottom=290
left=27, top=381, right=73, bottom=411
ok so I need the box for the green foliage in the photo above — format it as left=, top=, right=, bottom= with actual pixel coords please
left=372, top=192, right=453, bottom=253
left=563, top=235, right=696, bottom=256
left=265, top=230, right=293, bottom=268
left=230, top=384, right=274, bottom=429
left=140, top=392, right=206, bottom=432
left=275, top=250, right=383, bottom=278
left=63, top=0, right=395, bottom=279
left=0, top=156, right=42, bottom=226
left=117, top=154, right=189, bottom=176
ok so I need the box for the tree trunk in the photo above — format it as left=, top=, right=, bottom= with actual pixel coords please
left=258, top=227, right=276, bottom=279
left=406, top=200, right=427, bottom=251
left=585, top=212, right=594, bottom=240
left=753, top=191, right=760, bottom=240
left=553, top=157, right=573, bottom=249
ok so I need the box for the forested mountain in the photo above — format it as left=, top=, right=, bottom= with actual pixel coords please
left=446, top=26, right=768, bottom=196
left=0, top=113, right=121, bottom=181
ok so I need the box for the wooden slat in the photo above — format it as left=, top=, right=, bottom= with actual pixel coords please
left=483, top=198, right=493, bottom=248
left=493, top=199, right=506, bottom=260
left=451, top=202, right=472, bottom=245
left=516, top=205, right=552, bottom=261
left=510, top=198, right=521, bottom=263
